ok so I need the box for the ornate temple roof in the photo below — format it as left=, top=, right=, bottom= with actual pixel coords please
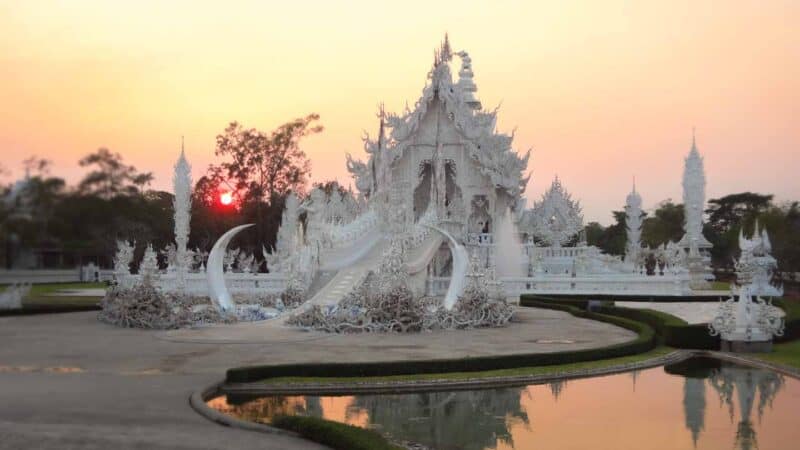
left=348, top=36, right=531, bottom=199
left=520, top=176, right=584, bottom=246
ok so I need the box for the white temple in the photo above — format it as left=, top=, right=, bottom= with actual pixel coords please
left=115, top=38, right=729, bottom=320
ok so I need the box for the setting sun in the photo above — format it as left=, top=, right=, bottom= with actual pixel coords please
left=220, top=192, right=233, bottom=206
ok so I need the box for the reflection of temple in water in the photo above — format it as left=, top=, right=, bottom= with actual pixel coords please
left=351, top=388, right=529, bottom=450
left=683, top=377, right=706, bottom=446
left=709, top=364, right=784, bottom=450
left=548, top=380, right=568, bottom=401
left=669, top=359, right=785, bottom=450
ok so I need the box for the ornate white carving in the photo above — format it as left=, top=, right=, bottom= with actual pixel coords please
left=709, top=284, right=784, bottom=343
left=113, top=239, right=135, bottom=279
left=521, top=177, right=583, bottom=247
left=139, top=243, right=159, bottom=284
left=735, top=221, right=782, bottom=297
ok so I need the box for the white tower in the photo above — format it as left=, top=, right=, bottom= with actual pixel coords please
left=624, top=179, right=643, bottom=268
left=679, top=130, right=713, bottom=287
left=173, top=138, right=192, bottom=291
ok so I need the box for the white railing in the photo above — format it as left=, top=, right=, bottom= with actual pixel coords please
left=324, top=210, right=379, bottom=248
left=117, top=272, right=288, bottom=296
left=427, top=273, right=692, bottom=297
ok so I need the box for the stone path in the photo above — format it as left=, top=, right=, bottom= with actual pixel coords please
left=0, top=308, right=635, bottom=449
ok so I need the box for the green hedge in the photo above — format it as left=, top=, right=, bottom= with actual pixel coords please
left=226, top=306, right=656, bottom=383
left=521, top=295, right=720, bottom=350
left=271, top=415, right=402, bottom=450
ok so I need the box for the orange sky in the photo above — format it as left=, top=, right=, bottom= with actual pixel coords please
left=1, top=1, right=798, bottom=224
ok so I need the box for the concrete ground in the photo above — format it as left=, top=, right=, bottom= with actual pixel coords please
left=614, top=300, right=785, bottom=324
left=0, top=308, right=635, bottom=449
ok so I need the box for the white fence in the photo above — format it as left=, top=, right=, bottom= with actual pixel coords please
left=427, top=273, right=693, bottom=297
left=0, top=269, right=115, bottom=284
left=117, top=272, right=288, bottom=296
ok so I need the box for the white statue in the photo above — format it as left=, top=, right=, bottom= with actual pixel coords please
left=709, top=284, right=784, bottom=351
left=113, top=239, right=135, bottom=277
left=735, top=221, right=782, bottom=297
left=139, top=243, right=159, bottom=284
left=224, top=248, right=239, bottom=273
left=0, top=284, right=30, bottom=310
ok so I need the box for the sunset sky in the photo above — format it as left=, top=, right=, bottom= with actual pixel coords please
left=1, top=1, right=797, bottom=223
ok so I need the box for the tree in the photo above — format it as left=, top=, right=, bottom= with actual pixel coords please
left=706, top=192, right=774, bottom=235
left=642, top=200, right=684, bottom=248
left=78, top=148, right=153, bottom=199
left=705, top=192, right=774, bottom=267
left=200, top=115, right=322, bottom=255
left=585, top=211, right=627, bottom=255
left=210, top=114, right=322, bottom=204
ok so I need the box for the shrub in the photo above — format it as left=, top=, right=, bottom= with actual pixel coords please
left=271, top=415, right=402, bottom=450
left=521, top=295, right=720, bottom=350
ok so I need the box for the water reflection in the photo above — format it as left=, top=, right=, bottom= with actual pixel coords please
left=667, top=357, right=786, bottom=450
left=208, top=358, right=798, bottom=450
left=352, top=388, right=528, bottom=449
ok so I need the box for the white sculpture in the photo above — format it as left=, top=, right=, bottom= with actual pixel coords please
left=736, top=221, right=782, bottom=297
left=0, top=284, right=29, bottom=310
left=427, top=224, right=468, bottom=310
left=206, top=224, right=254, bottom=314
left=113, top=239, right=134, bottom=276
left=709, top=284, right=784, bottom=351
left=139, top=243, right=159, bottom=284
left=173, top=142, right=192, bottom=290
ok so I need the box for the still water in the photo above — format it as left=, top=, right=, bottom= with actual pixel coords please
left=208, top=358, right=800, bottom=449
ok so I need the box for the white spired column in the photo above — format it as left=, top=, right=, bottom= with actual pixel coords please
left=679, top=129, right=713, bottom=288
left=173, top=138, right=192, bottom=292
left=624, top=178, right=643, bottom=270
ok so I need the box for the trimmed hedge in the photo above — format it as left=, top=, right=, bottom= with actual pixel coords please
left=0, top=304, right=100, bottom=317
left=226, top=306, right=656, bottom=383
left=521, top=295, right=720, bottom=350
left=271, top=415, right=402, bottom=450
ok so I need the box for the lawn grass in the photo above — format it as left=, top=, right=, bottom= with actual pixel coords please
left=748, top=340, right=800, bottom=369
left=1, top=282, right=106, bottom=309
left=256, top=346, right=675, bottom=385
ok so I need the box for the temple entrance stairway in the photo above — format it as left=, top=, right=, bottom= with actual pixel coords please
left=299, top=223, right=450, bottom=310
left=303, top=235, right=390, bottom=309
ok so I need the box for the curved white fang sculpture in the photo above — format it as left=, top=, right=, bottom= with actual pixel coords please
left=207, top=223, right=254, bottom=314
left=426, top=225, right=468, bottom=310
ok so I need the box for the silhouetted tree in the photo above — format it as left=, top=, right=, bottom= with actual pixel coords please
left=78, top=148, right=153, bottom=198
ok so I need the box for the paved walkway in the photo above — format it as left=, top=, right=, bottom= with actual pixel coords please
left=0, top=308, right=635, bottom=449
left=614, top=300, right=785, bottom=324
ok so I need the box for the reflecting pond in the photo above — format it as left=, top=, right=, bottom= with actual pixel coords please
left=207, top=358, right=800, bottom=449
